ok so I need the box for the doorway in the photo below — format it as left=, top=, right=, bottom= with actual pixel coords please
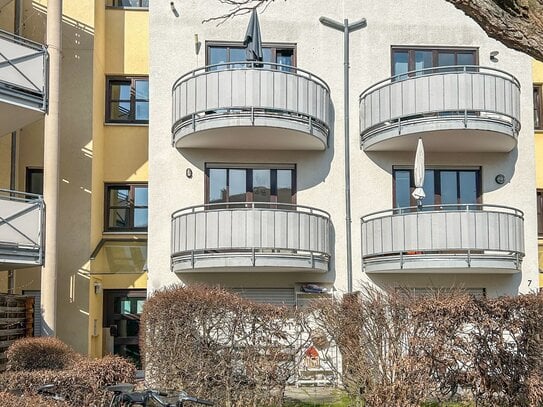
left=103, top=289, right=146, bottom=368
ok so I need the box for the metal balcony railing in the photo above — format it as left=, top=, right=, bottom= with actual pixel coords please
left=361, top=204, right=524, bottom=272
left=171, top=202, right=331, bottom=272
left=359, top=66, right=521, bottom=150
left=0, top=29, right=47, bottom=112
left=172, top=62, right=331, bottom=149
left=0, top=189, right=45, bottom=269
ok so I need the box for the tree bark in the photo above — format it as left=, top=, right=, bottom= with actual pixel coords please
left=444, top=0, right=543, bottom=61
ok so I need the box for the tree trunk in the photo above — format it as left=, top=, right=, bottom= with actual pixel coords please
left=445, top=0, right=543, bottom=61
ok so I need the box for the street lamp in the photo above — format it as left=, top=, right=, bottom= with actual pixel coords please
left=319, top=16, right=366, bottom=293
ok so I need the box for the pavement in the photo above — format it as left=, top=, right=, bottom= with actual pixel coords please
left=284, top=385, right=342, bottom=404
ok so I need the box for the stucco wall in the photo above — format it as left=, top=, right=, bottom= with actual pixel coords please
left=148, top=0, right=538, bottom=297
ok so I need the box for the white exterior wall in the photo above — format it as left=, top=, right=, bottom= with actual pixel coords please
left=148, top=0, right=538, bottom=297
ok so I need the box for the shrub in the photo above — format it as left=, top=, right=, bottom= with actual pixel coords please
left=6, top=337, right=77, bottom=371
left=0, top=391, right=69, bottom=407
left=141, top=285, right=305, bottom=407
left=0, top=346, right=136, bottom=406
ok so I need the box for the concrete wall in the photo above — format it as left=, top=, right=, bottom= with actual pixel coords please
left=148, top=0, right=538, bottom=297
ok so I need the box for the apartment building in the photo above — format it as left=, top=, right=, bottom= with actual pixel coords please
left=148, top=0, right=538, bottom=303
left=534, top=60, right=543, bottom=287
left=0, top=0, right=149, bottom=366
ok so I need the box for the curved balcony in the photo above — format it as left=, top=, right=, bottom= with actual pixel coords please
left=171, top=202, right=331, bottom=272
left=172, top=62, right=331, bottom=150
left=361, top=204, right=524, bottom=273
left=0, top=190, right=45, bottom=270
left=359, top=66, right=520, bottom=152
left=0, top=29, right=48, bottom=135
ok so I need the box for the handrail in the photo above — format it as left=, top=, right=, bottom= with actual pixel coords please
left=0, top=189, right=43, bottom=203
left=172, top=202, right=331, bottom=220
left=358, top=65, right=520, bottom=100
left=172, top=61, right=330, bottom=93
left=361, top=204, right=524, bottom=223
left=0, top=28, right=47, bottom=51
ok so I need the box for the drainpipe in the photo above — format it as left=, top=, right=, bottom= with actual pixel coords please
left=41, top=0, right=62, bottom=336
left=319, top=17, right=366, bottom=293
left=8, top=0, right=23, bottom=295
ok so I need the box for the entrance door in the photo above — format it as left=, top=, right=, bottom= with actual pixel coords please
left=103, top=289, right=146, bottom=368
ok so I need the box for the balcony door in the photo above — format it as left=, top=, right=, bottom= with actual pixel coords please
left=393, top=168, right=481, bottom=208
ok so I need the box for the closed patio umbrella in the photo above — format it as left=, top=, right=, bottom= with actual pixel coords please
left=243, top=9, right=263, bottom=63
left=412, top=138, right=426, bottom=207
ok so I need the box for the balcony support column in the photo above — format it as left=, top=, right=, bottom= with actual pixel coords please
left=41, top=0, right=62, bottom=337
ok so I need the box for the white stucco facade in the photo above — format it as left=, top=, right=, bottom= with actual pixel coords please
left=148, top=0, right=538, bottom=299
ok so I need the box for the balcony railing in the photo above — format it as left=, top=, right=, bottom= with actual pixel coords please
left=361, top=204, right=524, bottom=273
left=172, top=62, right=331, bottom=150
left=171, top=202, right=331, bottom=272
left=359, top=66, right=521, bottom=152
left=0, top=29, right=48, bottom=135
left=0, top=189, right=45, bottom=270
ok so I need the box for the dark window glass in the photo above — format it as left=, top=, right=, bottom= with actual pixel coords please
left=25, top=168, right=43, bottom=195
left=534, top=86, right=542, bottom=130
left=106, top=77, right=149, bottom=124
left=229, top=169, right=247, bottom=202
left=209, top=169, right=227, bottom=204
left=393, top=51, right=408, bottom=79
left=277, top=170, right=293, bottom=204
left=105, top=184, right=148, bottom=231
left=108, top=0, right=148, bottom=8
left=206, top=167, right=295, bottom=205
left=392, top=48, right=477, bottom=77
left=394, top=169, right=480, bottom=208
left=538, top=190, right=543, bottom=237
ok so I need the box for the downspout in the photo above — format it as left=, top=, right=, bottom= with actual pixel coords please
left=8, top=0, right=24, bottom=295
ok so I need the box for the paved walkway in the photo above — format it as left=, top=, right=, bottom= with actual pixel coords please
left=284, top=385, right=342, bottom=404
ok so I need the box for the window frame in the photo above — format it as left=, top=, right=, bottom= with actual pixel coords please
left=390, top=46, right=479, bottom=77
left=204, top=164, right=297, bottom=205
left=106, top=0, right=149, bottom=9
left=104, top=183, right=149, bottom=232
left=392, top=167, right=482, bottom=208
left=25, top=167, right=43, bottom=195
left=205, top=41, right=297, bottom=67
left=537, top=189, right=543, bottom=237
left=105, top=76, right=149, bottom=125
left=534, top=85, right=543, bottom=130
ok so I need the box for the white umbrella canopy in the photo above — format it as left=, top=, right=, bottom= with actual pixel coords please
left=412, top=138, right=426, bottom=205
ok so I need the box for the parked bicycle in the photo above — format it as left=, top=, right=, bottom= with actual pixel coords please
left=37, top=384, right=66, bottom=402
left=107, top=383, right=213, bottom=407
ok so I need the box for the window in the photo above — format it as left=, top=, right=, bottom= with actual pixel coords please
left=393, top=168, right=481, bottom=208
left=534, top=86, right=542, bottom=130
left=391, top=47, right=478, bottom=78
left=106, top=0, right=148, bottom=8
left=537, top=190, right=543, bottom=237
left=25, top=168, right=43, bottom=195
left=206, top=166, right=296, bottom=205
left=105, top=184, right=148, bottom=231
left=207, top=42, right=296, bottom=70
left=106, top=77, right=149, bottom=124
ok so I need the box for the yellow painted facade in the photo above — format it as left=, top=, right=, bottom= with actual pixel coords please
left=0, top=1, right=148, bottom=358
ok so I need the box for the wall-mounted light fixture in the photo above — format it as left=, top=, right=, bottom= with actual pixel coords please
left=490, top=51, right=499, bottom=63
left=93, top=282, right=102, bottom=295
left=195, top=34, right=201, bottom=55
left=495, top=174, right=506, bottom=184
left=186, top=168, right=193, bottom=178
